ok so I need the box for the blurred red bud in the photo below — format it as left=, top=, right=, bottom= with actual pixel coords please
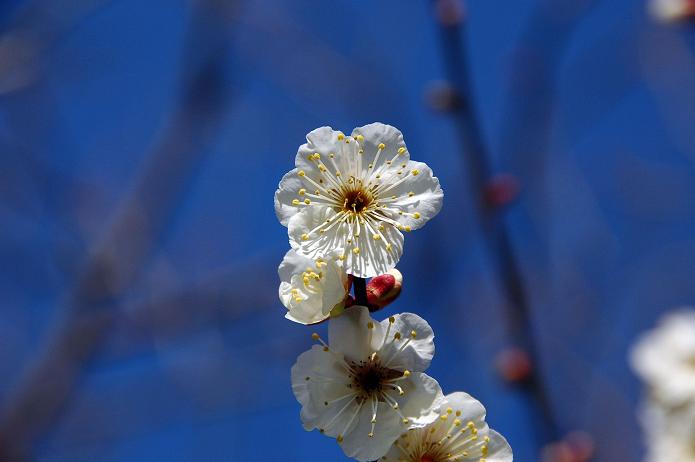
left=344, top=294, right=356, bottom=308
left=541, top=432, right=595, bottom=462
left=483, top=174, right=520, bottom=208
left=366, top=269, right=403, bottom=310
left=435, top=0, right=466, bottom=27
left=495, top=347, right=533, bottom=383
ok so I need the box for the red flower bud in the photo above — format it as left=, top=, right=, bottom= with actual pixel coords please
left=366, top=269, right=403, bottom=310
left=495, top=347, right=533, bottom=383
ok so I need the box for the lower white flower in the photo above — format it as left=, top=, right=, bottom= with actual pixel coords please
left=279, top=249, right=348, bottom=325
left=291, top=306, right=443, bottom=462
left=381, top=392, right=513, bottom=462
left=630, top=309, right=695, bottom=406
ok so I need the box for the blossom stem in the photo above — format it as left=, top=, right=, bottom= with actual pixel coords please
left=353, top=277, right=369, bottom=306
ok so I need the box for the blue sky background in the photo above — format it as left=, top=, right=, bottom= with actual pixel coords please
left=2, top=0, right=695, bottom=460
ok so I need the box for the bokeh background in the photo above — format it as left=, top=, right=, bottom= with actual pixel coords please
left=2, top=0, right=695, bottom=460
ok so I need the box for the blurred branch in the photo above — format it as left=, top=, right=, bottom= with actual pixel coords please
left=0, top=0, right=116, bottom=94
left=0, top=1, right=239, bottom=459
left=431, top=0, right=597, bottom=446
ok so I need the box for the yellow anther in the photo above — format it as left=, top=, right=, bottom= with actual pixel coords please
left=378, top=225, right=385, bottom=231
left=319, top=165, right=327, bottom=172
left=455, top=410, right=461, bottom=416
left=367, top=322, right=374, bottom=329
left=298, top=170, right=306, bottom=177
left=368, top=432, right=374, bottom=438
left=412, top=169, right=420, bottom=176
left=386, top=244, right=393, bottom=251
left=353, top=248, right=360, bottom=255
left=335, top=171, right=341, bottom=177
left=394, top=332, right=402, bottom=340
left=482, top=445, right=489, bottom=456
left=403, top=370, right=411, bottom=377
left=292, top=199, right=300, bottom=205
left=389, top=316, right=395, bottom=323
left=376, top=174, right=381, bottom=179
left=338, top=254, right=346, bottom=261
left=447, top=407, right=453, bottom=414
left=402, top=418, right=409, bottom=424
left=301, top=233, right=309, bottom=241
left=298, top=188, right=306, bottom=195
left=440, top=414, right=448, bottom=421
left=356, top=134, right=364, bottom=141
left=315, top=189, right=320, bottom=195
left=404, top=226, right=412, bottom=232
left=408, top=191, right=415, bottom=197
left=294, top=296, right=303, bottom=302
left=373, top=234, right=381, bottom=240
left=311, top=333, right=320, bottom=340
left=398, top=147, right=406, bottom=154
left=485, top=436, right=490, bottom=443
left=413, top=212, right=421, bottom=219
left=323, top=346, right=329, bottom=352
left=386, top=160, right=392, bottom=165
left=368, top=163, right=374, bottom=169
left=337, top=133, right=345, bottom=140
left=337, top=435, right=344, bottom=443
left=378, top=143, right=386, bottom=150
left=345, top=138, right=351, bottom=143
left=411, top=330, right=417, bottom=338
left=304, top=199, right=311, bottom=205
left=329, top=152, right=335, bottom=158
left=313, top=152, right=321, bottom=160
left=454, top=419, right=462, bottom=426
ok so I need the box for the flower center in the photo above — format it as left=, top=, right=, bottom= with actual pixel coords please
left=349, top=354, right=401, bottom=400
left=420, top=456, right=436, bottom=462
left=341, top=188, right=373, bottom=214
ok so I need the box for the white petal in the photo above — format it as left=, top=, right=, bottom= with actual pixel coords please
left=379, top=160, right=443, bottom=231
left=397, top=372, right=443, bottom=427
left=345, top=219, right=404, bottom=278
left=340, top=402, right=402, bottom=462
left=378, top=312, right=434, bottom=372
left=274, top=169, right=305, bottom=226
left=351, top=123, right=409, bottom=172
left=328, top=306, right=384, bottom=362
left=287, top=205, right=342, bottom=254
left=485, top=430, right=514, bottom=462
left=278, top=249, right=314, bottom=283
left=291, top=345, right=351, bottom=432
left=443, top=391, right=487, bottom=423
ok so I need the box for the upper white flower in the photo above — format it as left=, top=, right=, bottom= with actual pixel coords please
left=630, top=309, right=695, bottom=406
left=291, top=306, right=444, bottom=462
left=275, top=123, right=443, bottom=278
left=381, top=391, right=513, bottom=462
left=279, top=249, right=349, bottom=325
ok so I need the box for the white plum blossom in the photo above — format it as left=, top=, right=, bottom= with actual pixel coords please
left=291, top=306, right=444, bottom=462
left=278, top=249, right=349, bottom=325
left=275, top=123, right=443, bottom=278
left=381, top=392, right=513, bottom=462
left=630, top=309, right=695, bottom=407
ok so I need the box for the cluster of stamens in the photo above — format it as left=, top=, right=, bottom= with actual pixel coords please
left=305, top=318, right=419, bottom=442
left=382, top=408, right=491, bottom=462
